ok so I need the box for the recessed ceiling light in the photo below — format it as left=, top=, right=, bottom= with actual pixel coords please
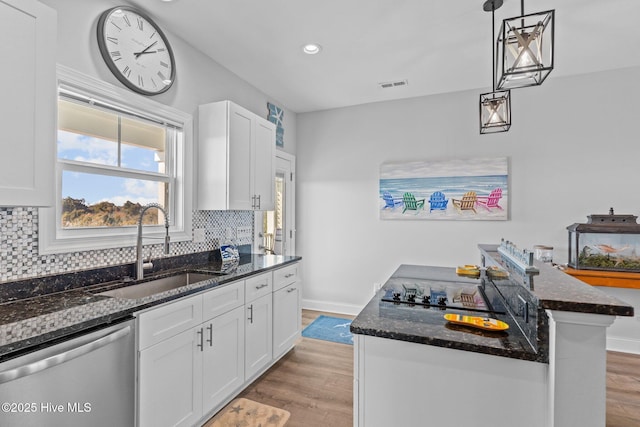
left=302, top=43, right=322, bottom=55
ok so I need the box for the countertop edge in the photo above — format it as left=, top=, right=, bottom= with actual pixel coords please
left=0, top=255, right=301, bottom=361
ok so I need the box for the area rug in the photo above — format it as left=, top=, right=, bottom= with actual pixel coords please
left=301, top=315, right=353, bottom=345
left=205, top=398, right=290, bottom=427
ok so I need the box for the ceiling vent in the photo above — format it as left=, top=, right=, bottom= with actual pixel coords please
left=379, top=79, right=408, bottom=89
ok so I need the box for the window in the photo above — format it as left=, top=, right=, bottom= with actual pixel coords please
left=39, top=66, right=193, bottom=254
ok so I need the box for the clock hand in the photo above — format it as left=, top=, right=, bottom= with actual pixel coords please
left=134, top=40, right=158, bottom=58
left=136, top=50, right=157, bottom=56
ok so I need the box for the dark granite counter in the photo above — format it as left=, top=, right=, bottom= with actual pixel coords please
left=479, top=244, right=634, bottom=316
left=351, top=253, right=634, bottom=363
left=350, top=265, right=543, bottom=361
left=0, top=253, right=300, bottom=361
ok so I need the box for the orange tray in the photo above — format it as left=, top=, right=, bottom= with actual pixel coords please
left=444, top=314, right=509, bottom=331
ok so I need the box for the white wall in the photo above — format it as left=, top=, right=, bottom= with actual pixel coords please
left=297, top=67, right=640, bottom=320
left=41, top=0, right=297, bottom=156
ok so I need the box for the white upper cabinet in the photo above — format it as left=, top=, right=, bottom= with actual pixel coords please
left=198, top=101, right=275, bottom=211
left=0, top=0, right=56, bottom=207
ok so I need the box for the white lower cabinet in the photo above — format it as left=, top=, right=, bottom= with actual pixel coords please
left=137, top=282, right=244, bottom=427
left=136, top=262, right=300, bottom=426
left=202, top=305, right=245, bottom=411
left=244, top=272, right=273, bottom=380
left=272, top=263, right=301, bottom=359
left=245, top=293, right=273, bottom=379
left=138, top=327, right=202, bottom=427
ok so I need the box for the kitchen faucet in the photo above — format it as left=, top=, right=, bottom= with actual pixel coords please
left=136, top=203, right=170, bottom=281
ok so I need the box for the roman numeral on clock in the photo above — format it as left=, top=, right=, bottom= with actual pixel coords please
left=123, top=66, right=131, bottom=78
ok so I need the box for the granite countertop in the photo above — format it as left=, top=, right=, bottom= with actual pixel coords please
left=479, top=244, right=634, bottom=316
left=350, top=258, right=634, bottom=362
left=0, top=253, right=300, bottom=361
left=350, top=265, right=542, bottom=361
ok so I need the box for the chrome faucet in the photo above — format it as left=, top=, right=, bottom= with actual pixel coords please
left=136, top=203, right=170, bottom=281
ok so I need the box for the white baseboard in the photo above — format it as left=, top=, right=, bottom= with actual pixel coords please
left=302, top=298, right=363, bottom=316
left=607, top=336, right=640, bottom=354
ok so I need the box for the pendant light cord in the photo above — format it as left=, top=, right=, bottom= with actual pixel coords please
left=491, top=3, right=496, bottom=92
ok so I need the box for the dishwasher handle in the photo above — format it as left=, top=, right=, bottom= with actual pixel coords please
left=0, top=324, right=132, bottom=384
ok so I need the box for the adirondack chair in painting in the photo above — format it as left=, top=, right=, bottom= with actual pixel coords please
left=381, top=191, right=403, bottom=209
left=402, top=192, right=425, bottom=214
left=428, top=191, right=448, bottom=213
left=476, top=187, right=503, bottom=211
left=451, top=191, right=477, bottom=214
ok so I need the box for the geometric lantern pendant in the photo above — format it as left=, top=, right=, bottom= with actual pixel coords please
left=480, top=90, right=511, bottom=134
left=496, top=9, right=554, bottom=90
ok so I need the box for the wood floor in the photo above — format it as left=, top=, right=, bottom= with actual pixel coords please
left=205, top=310, right=640, bottom=427
left=606, top=350, right=640, bottom=427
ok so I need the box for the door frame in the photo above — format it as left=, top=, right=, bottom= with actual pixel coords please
left=254, top=151, right=296, bottom=255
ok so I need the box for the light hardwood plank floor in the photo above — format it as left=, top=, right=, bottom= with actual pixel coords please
left=205, top=310, right=640, bottom=427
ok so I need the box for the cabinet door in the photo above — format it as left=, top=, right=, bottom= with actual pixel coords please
left=138, top=329, right=202, bottom=427
left=245, top=293, right=273, bottom=380
left=138, top=294, right=202, bottom=351
left=202, top=306, right=245, bottom=415
left=252, top=118, right=276, bottom=211
left=273, top=282, right=301, bottom=359
left=273, top=263, right=299, bottom=291
left=245, top=272, right=272, bottom=302
left=0, top=0, right=56, bottom=206
left=202, top=280, right=244, bottom=321
left=228, top=102, right=253, bottom=210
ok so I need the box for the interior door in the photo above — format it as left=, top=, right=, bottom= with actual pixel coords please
left=255, top=152, right=295, bottom=255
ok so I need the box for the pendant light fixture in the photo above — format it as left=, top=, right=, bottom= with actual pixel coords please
left=480, top=0, right=511, bottom=134
left=496, top=0, right=554, bottom=89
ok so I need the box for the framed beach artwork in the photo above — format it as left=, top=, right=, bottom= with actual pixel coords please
left=379, top=157, right=509, bottom=221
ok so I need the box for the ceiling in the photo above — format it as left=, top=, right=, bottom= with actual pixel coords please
left=130, top=0, right=640, bottom=113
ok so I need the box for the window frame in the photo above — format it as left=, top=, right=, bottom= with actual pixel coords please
left=39, top=65, right=193, bottom=255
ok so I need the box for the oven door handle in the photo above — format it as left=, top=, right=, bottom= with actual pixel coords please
left=0, top=325, right=131, bottom=384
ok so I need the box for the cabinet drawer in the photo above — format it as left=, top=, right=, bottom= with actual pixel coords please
left=138, top=294, right=203, bottom=350
left=202, top=281, right=245, bottom=321
left=245, top=272, right=272, bottom=302
left=273, top=263, right=298, bottom=291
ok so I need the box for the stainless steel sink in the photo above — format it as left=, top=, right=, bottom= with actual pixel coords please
left=96, top=272, right=215, bottom=299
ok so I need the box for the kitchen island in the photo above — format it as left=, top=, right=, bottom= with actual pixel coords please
left=350, top=244, right=633, bottom=427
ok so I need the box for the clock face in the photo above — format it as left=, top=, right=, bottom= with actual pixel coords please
left=97, top=7, right=175, bottom=95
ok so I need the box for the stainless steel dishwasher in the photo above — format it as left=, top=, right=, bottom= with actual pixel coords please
left=0, top=317, right=135, bottom=427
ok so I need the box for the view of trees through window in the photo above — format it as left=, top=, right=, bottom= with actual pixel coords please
left=62, top=197, right=162, bottom=228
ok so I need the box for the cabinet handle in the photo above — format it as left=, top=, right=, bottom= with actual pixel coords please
left=197, top=328, right=204, bottom=352
left=255, top=283, right=269, bottom=290
left=286, top=287, right=297, bottom=293
left=206, top=324, right=213, bottom=346
left=256, top=195, right=261, bottom=209
left=248, top=304, right=254, bottom=324
left=284, top=273, right=295, bottom=278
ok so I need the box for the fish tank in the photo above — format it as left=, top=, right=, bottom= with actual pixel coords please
left=567, top=209, right=640, bottom=272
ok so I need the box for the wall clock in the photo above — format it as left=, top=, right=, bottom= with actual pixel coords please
left=97, top=6, right=175, bottom=95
